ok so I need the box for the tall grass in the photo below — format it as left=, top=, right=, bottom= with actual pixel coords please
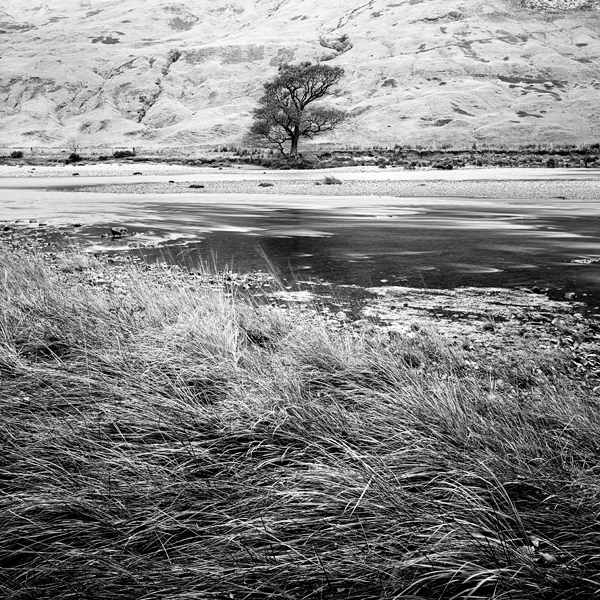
left=1, top=249, right=599, bottom=599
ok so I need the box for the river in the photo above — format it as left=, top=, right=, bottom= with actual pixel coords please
left=1, top=168, right=600, bottom=310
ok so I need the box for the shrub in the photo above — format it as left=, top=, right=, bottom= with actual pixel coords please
left=68, top=153, right=82, bottom=163
left=167, top=48, right=181, bottom=64
left=113, top=150, right=136, bottom=159
left=10, top=151, right=23, bottom=159
left=323, top=175, right=343, bottom=185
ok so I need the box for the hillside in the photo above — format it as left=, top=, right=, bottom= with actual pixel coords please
left=1, top=0, right=600, bottom=149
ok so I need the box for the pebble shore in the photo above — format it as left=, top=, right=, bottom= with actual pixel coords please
left=2, top=163, right=599, bottom=200
left=76, top=178, right=600, bottom=200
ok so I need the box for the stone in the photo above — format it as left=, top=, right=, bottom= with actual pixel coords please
left=110, top=226, right=129, bottom=237
left=537, top=552, right=558, bottom=566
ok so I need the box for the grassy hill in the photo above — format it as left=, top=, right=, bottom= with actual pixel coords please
left=1, top=0, right=600, bottom=147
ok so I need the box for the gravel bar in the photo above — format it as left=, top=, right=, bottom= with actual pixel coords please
left=72, top=178, right=600, bottom=199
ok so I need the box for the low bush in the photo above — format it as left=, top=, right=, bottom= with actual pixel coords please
left=10, top=150, right=23, bottom=159
left=113, top=150, right=136, bottom=159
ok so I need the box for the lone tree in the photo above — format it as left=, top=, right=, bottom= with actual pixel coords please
left=249, top=62, right=346, bottom=158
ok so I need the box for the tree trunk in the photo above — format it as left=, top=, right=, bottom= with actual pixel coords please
left=289, top=127, right=301, bottom=157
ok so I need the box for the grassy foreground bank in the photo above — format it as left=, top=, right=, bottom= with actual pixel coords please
left=1, top=250, right=600, bottom=599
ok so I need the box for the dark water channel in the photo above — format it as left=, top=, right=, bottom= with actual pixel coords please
left=2, top=170, right=600, bottom=312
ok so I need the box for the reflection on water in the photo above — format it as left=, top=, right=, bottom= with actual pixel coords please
left=1, top=181, right=600, bottom=309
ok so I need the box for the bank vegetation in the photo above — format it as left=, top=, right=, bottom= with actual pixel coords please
left=1, top=249, right=599, bottom=599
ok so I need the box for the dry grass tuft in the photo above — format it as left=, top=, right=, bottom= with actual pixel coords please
left=1, top=249, right=599, bottom=599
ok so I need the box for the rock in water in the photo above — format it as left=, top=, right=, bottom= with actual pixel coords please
left=110, top=227, right=129, bottom=237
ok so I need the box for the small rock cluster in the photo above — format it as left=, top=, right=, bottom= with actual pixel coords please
left=361, top=285, right=600, bottom=392
left=522, top=0, right=599, bottom=11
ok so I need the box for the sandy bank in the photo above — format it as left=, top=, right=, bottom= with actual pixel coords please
left=0, top=162, right=227, bottom=178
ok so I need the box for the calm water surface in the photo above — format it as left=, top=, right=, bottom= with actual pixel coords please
left=2, top=169, right=600, bottom=309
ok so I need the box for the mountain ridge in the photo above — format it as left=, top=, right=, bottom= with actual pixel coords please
left=1, top=0, right=599, bottom=148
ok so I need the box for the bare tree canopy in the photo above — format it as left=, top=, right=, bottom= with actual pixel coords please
left=249, top=62, right=346, bottom=158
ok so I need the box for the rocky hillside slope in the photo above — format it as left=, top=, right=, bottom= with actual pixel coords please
left=1, top=0, right=599, bottom=149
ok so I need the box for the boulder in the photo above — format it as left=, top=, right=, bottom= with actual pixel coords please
left=110, top=226, right=129, bottom=237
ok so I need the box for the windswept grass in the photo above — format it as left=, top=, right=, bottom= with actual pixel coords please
left=1, top=249, right=599, bottom=599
